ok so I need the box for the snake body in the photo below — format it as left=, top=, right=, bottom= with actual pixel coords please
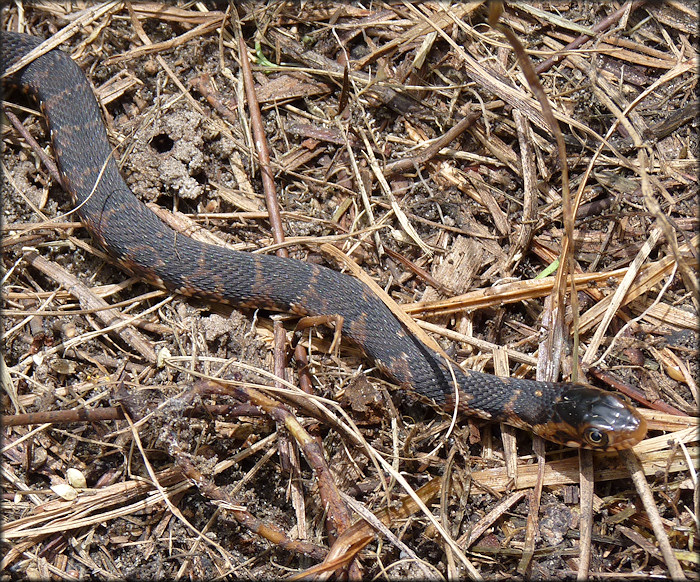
left=2, top=32, right=646, bottom=450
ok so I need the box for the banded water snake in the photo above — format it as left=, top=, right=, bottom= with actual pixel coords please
left=1, top=32, right=647, bottom=450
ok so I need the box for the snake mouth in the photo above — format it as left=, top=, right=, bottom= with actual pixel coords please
left=601, top=414, right=647, bottom=450
left=534, top=416, right=647, bottom=451
left=537, top=386, right=647, bottom=450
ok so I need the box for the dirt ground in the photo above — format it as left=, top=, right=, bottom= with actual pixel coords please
left=2, top=1, right=698, bottom=580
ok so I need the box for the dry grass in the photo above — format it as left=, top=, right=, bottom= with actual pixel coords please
left=2, top=1, right=698, bottom=579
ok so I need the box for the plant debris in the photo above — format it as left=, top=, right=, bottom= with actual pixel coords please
left=2, top=2, right=697, bottom=580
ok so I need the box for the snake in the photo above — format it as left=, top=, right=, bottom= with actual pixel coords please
left=2, top=32, right=647, bottom=450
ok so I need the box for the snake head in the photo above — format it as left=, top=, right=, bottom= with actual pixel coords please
left=541, top=386, right=647, bottom=450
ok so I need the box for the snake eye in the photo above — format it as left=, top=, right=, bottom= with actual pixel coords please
left=584, top=428, right=607, bottom=447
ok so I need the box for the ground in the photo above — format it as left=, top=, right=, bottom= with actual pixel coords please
left=2, top=1, right=698, bottom=580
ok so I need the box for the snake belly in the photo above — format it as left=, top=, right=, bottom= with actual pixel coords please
left=1, top=32, right=646, bottom=450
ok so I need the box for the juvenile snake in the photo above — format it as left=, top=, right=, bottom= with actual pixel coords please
left=2, top=32, right=646, bottom=450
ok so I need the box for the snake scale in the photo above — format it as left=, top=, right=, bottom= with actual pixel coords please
left=2, top=32, right=646, bottom=450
